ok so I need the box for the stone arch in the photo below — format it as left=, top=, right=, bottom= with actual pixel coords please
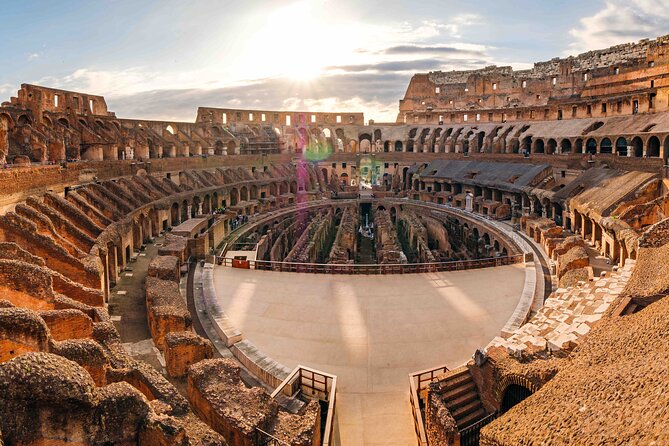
left=521, top=136, right=532, bottom=154
left=191, top=196, right=201, bottom=218
left=647, top=135, right=660, bottom=157
left=395, top=140, right=403, bottom=152
left=476, top=131, right=485, bottom=152
left=546, top=138, right=557, bottom=155
left=574, top=138, right=584, bottom=154
left=586, top=138, right=597, bottom=154
left=631, top=136, right=644, bottom=157
left=240, top=186, right=249, bottom=201
left=250, top=185, right=258, bottom=200
left=532, top=139, right=545, bottom=154
left=493, top=374, right=539, bottom=412
left=600, top=137, right=613, bottom=154
left=616, top=137, right=628, bottom=156
left=58, top=117, right=70, bottom=128
left=560, top=139, right=572, bottom=154
left=230, top=188, right=239, bottom=206
left=203, top=194, right=212, bottom=214
left=501, top=383, right=534, bottom=414
left=17, top=114, right=32, bottom=126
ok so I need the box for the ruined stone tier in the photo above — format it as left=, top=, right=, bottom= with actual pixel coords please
left=398, top=33, right=669, bottom=124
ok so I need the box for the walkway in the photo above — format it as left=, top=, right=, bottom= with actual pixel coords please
left=107, top=237, right=165, bottom=372
left=211, top=264, right=526, bottom=445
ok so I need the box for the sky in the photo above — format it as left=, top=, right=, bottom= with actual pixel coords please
left=1, top=0, right=669, bottom=123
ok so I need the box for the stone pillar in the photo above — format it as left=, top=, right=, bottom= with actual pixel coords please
left=197, top=202, right=202, bottom=215
left=187, top=205, right=192, bottom=219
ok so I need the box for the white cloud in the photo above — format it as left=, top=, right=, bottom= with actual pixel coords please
left=568, top=0, right=669, bottom=54
left=27, top=53, right=40, bottom=61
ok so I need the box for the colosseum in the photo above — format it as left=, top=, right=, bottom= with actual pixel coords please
left=1, top=16, right=669, bottom=446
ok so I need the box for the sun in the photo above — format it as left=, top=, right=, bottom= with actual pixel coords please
left=243, top=1, right=334, bottom=82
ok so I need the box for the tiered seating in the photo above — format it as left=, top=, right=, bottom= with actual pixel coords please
left=488, top=260, right=635, bottom=356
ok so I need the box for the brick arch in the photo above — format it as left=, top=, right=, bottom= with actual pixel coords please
left=493, top=373, right=540, bottom=407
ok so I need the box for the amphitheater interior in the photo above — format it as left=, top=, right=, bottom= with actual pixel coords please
left=1, top=34, right=669, bottom=446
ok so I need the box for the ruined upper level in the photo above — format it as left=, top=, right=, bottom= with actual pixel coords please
left=399, top=34, right=669, bottom=125
left=196, top=107, right=364, bottom=127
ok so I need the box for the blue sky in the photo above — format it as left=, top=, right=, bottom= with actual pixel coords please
left=1, top=0, right=668, bottom=122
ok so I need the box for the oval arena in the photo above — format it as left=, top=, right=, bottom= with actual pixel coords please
left=1, top=32, right=669, bottom=446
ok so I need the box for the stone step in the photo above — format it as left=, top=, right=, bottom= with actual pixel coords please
left=457, top=407, right=487, bottom=429
left=441, top=369, right=472, bottom=391
left=452, top=398, right=483, bottom=421
left=445, top=389, right=479, bottom=411
left=442, top=380, right=476, bottom=402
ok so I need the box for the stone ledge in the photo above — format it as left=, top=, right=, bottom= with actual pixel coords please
left=201, top=263, right=242, bottom=347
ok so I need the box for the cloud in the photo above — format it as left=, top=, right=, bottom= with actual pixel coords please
left=100, top=71, right=413, bottom=123
left=568, top=0, right=669, bottom=53
left=381, top=45, right=486, bottom=57
left=27, top=53, right=40, bottom=61
left=402, top=15, right=480, bottom=40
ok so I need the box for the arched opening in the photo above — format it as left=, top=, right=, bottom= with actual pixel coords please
left=383, top=141, right=391, bottom=152
left=340, top=172, right=349, bottom=186
left=632, top=137, right=643, bottom=157
left=600, top=138, right=612, bottom=154
left=395, top=141, right=403, bottom=152
left=533, top=139, right=545, bottom=154
left=203, top=195, right=211, bottom=214
left=171, top=203, right=179, bottom=226
left=664, top=136, right=669, bottom=164
left=17, top=114, right=31, bottom=126
left=560, top=139, right=572, bottom=154
left=250, top=185, right=258, bottom=200
left=476, top=131, right=485, bottom=152
left=321, top=168, right=328, bottom=184
left=615, top=137, right=628, bottom=156
left=58, top=117, right=69, bottom=128
left=165, top=125, right=176, bottom=135
left=501, top=384, right=533, bottom=414
left=647, top=136, right=660, bottom=157
left=227, top=140, right=237, bottom=155
left=240, top=186, right=249, bottom=201
left=230, top=188, right=239, bottom=206
left=546, top=139, right=557, bottom=155
left=191, top=197, right=201, bottom=218
left=214, top=140, right=225, bottom=155
left=586, top=138, right=597, bottom=154
left=521, top=136, right=532, bottom=154
left=574, top=138, right=583, bottom=154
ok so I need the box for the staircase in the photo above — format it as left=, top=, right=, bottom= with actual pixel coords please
left=440, top=367, right=487, bottom=429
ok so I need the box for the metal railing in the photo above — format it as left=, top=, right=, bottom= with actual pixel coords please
left=217, top=254, right=524, bottom=275
left=408, top=364, right=450, bottom=446
left=256, top=428, right=290, bottom=446
left=458, top=412, right=499, bottom=446
left=270, top=365, right=337, bottom=446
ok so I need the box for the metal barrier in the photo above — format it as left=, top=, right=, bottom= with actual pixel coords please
left=458, top=412, right=499, bottom=446
left=270, top=365, right=337, bottom=446
left=408, top=365, right=450, bottom=446
left=256, top=428, right=290, bottom=446
left=217, top=254, right=524, bottom=275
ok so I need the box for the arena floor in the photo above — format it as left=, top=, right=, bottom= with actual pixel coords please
left=212, top=264, right=526, bottom=446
